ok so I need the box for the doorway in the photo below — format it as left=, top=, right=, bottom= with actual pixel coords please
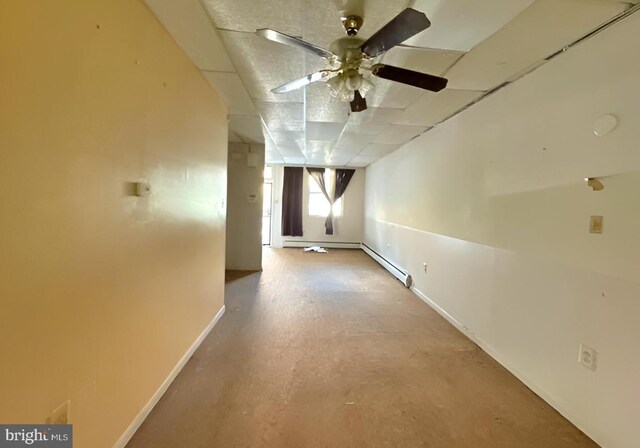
left=262, top=166, right=273, bottom=246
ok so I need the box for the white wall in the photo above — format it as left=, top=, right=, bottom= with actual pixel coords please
left=364, top=12, right=640, bottom=448
left=226, top=143, right=265, bottom=270
left=271, top=166, right=365, bottom=247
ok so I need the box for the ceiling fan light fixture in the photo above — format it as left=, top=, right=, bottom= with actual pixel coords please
left=327, top=75, right=345, bottom=97
left=345, top=73, right=363, bottom=91
left=359, top=77, right=375, bottom=98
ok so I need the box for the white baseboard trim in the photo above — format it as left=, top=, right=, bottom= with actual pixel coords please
left=283, top=241, right=361, bottom=249
left=409, top=286, right=602, bottom=448
left=113, top=305, right=226, bottom=448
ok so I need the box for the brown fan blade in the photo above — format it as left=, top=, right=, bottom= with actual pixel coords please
left=371, top=64, right=448, bottom=92
left=256, top=29, right=336, bottom=59
left=350, top=90, right=367, bottom=112
left=360, top=8, right=431, bottom=58
left=272, top=71, right=330, bottom=94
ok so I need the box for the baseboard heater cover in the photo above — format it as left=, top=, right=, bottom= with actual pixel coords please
left=361, top=243, right=412, bottom=288
left=283, top=241, right=361, bottom=249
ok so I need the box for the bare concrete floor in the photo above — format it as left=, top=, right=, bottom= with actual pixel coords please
left=127, top=248, right=598, bottom=448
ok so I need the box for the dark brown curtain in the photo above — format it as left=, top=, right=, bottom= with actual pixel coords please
left=282, top=167, right=303, bottom=236
left=308, top=167, right=356, bottom=235
left=334, top=169, right=355, bottom=203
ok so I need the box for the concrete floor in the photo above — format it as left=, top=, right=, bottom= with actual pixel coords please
left=127, top=248, right=598, bottom=448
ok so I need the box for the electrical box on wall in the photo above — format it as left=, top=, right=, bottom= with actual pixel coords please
left=589, top=216, right=603, bottom=234
left=136, top=181, right=151, bottom=197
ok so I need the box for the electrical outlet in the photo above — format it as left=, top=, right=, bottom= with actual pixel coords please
left=46, top=401, right=70, bottom=425
left=423, top=262, right=428, bottom=274
left=578, top=344, right=597, bottom=371
left=589, top=216, right=603, bottom=234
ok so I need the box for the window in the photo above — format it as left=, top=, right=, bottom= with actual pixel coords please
left=308, top=169, right=343, bottom=217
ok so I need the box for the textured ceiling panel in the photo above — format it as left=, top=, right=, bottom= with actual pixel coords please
left=266, top=152, right=285, bottom=164
left=306, top=83, right=350, bottom=123
left=221, top=31, right=323, bottom=103
left=203, top=0, right=303, bottom=35
left=335, top=132, right=379, bottom=152
left=393, top=89, right=484, bottom=126
left=143, top=0, right=235, bottom=71
left=305, top=140, right=336, bottom=156
left=373, top=124, right=429, bottom=145
left=203, top=72, right=257, bottom=116
left=228, top=115, right=265, bottom=143
left=306, top=122, right=346, bottom=141
left=446, top=0, right=627, bottom=91
left=255, top=101, right=304, bottom=131
left=407, top=0, right=535, bottom=51
left=359, top=143, right=402, bottom=156
left=343, top=107, right=404, bottom=135
left=269, top=129, right=304, bottom=148
left=264, top=134, right=285, bottom=162
left=347, top=155, right=378, bottom=167
left=284, top=156, right=307, bottom=164
left=278, top=145, right=305, bottom=157
left=366, top=78, right=423, bottom=109
left=381, top=46, right=463, bottom=75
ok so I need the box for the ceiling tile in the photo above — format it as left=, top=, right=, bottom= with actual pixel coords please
left=269, top=129, right=304, bottom=146
left=266, top=152, right=285, bottom=164
left=220, top=31, right=325, bottom=103
left=278, top=145, right=305, bottom=157
left=203, top=72, right=257, bottom=116
left=347, top=155, right=378, bottom=167
left=202, top=0, right=303, bottom=35
left=306, top=83, right=350, bottom=123
left=366, top=78, right=423, bottom=109
left=228, top=116, right=265, bottom=143
left=381, top=46, right=463, bottom=75
left=393, top=89, right=484, bottom=126
left=335, top=132, right=379, bottom=152
left=407, top=0, right=535, bottom=51
left=305, top=140, right=336, bottom=155
left=306, top=121, right=346, bottom=141
left=373, top=124, right=429, bottom=145
left=255, top=101, right=304, bottom=131
left=343, top=107, right=404, bottom=135
left=143, top=0, right=235, bottom=71
left=284, top=156, right=307, bottom=165
left=445, top=0, right=627, bottom=91
left=359, top=143, right=402, bottom=156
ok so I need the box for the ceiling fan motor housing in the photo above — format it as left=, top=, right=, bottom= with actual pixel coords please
left=341, top=15, right=363, bottom=36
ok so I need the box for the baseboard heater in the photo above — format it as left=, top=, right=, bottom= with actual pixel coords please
left=361, top=243, right=412, bottom=288
left=283, top=241, right=361, bottom=249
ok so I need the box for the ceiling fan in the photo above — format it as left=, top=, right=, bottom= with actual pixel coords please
left=255, top=8, right=448, bottom=113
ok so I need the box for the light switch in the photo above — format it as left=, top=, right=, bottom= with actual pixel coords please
left=589, top=215, right=603, bottom=234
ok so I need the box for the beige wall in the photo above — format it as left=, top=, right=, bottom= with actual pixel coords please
left=364, top=12, right=640, bottom=448
left=271, top=166, right=365, bottom=247
left=226, top=143, right=265, bottom=270
left=0, top=1, right=227, bottom=447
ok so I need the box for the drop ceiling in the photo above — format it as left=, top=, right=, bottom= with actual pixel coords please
left=144, top=0, right=633, bottom=167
